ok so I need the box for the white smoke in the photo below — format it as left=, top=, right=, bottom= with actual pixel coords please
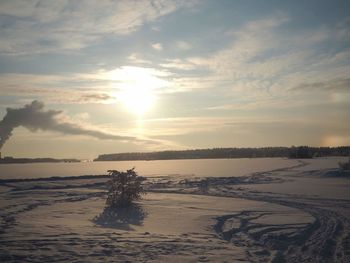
left=0, top=100, right=149, bottom=149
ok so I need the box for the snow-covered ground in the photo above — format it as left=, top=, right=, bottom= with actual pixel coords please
left=0, top=157, right=349, bottom=262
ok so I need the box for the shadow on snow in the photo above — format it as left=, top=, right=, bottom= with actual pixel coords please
left=93, top=203, right=147, bottom=231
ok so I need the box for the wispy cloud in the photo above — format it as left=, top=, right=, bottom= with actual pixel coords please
left=127, top=53, right=152, bottom=65
left=160, top=59, right=197, bottom=71
left=291, top=77, right=350, bottom=92
left=155, top=13, right=350, bottom=111
left=131, top=115, right=350, bottom=148
left=0, top=0, right=197, bottom=55
left=151, top=42, right=163, bottom=51
left=176, top=41, right=192, bottom=50
left=0, top=66, right=174, bottom=104
left=2, top=12, right=349, bottom=114
left=0, top=72, right=115, bottom=104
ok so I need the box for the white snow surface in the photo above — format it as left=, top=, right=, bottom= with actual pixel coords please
left=0, top=157, right=349, bottom=262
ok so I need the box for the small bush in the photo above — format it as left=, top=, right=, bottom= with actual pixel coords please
left=105, top=168, right=146, bottom=208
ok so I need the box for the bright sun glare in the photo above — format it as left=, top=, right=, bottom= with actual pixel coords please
left=119, top=85, right=155, bottom=117
left=106, top=66, right=168, bottom=117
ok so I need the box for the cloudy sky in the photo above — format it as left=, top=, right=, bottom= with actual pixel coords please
left=0, top=0, right=349, bottom=158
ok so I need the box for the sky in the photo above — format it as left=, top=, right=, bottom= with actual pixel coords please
left=0, top=0, right=349, bottom=159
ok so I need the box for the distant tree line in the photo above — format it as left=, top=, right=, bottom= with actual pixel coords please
left=94, top=146, right=350, bottom=162
left=0, top=156, right=80, bottom=164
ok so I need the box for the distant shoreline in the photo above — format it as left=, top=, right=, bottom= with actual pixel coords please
left=0, top=157, right=80, bottom=164
left=94, top=146, right=350, bottom=162
left=1, top=146, right=349, bottom=164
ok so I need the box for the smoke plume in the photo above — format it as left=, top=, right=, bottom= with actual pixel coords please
left=0, top=100, right=145, bottom=149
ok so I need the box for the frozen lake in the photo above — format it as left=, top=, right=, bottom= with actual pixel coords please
left=0, top=157, right=300, bottom=179
left=0, top=157, right=347, bottom=180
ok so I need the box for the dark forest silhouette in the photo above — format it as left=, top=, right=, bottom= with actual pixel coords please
left=95, top=146, right=350, bottom=161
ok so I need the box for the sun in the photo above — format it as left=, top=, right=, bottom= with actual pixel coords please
left=119, top=85, right=155, bottom=117
left=106, top=66, right=168, bottom=117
